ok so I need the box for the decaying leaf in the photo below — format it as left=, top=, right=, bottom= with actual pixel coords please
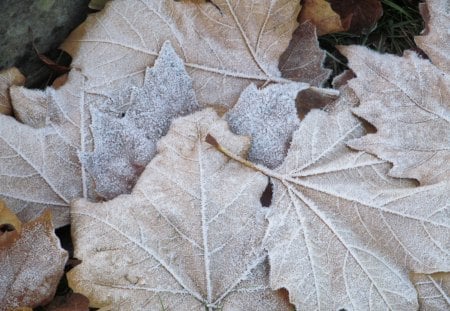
left=298, top=0, right=350, bottom=35
left=0, top=200, right=22, bottom=249
left=61, top=0, right=300, bottom=108
left=415, top=0, right=450, bottom=73
left=211, top=99, right=450, bottom=310
left=226, top=82, right=308, bottom=169
left=279, top=21, right=331, bottom=86
left=68, top=109, right=291, bottom=310
left=0, top=209, right=68, bottom=310
left=41, top=292, right=90, bottom=311
left=82, top=41, right=199, bottom=199
left=0, top=67, right=25, bottom=115
left=328, top=0, right=383, bottom=34
left=0, top=43, right=198, bottom=227
left=340, top=46, right=450, bottom=185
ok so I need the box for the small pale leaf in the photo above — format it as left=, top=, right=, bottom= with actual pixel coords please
left=226, top=83, right=308, bottom=169
left=82, top=41, right=199, bottom=199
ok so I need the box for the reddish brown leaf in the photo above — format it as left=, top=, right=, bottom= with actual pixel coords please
left=328, top=0, right=383, bottom=34
left=299, top=0, right=349, bottom=35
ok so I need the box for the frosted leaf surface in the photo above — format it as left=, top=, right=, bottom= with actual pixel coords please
left=68, top=109, right=291, bottom=310
left=61, top=0, right=300, bottom=108
left=340, top=46, right=450, bottom=185
left=9, top=86, right=49, bottom=128
left=278, top=21, right=331, bottom=87
left=82, top=42, right=199, bottom=199
left=415, top=0, right=450, bottom=73
left=0, top=210, right=68, bottom=310
left=259, top=104, right=450, bottom=310
left=226, top=83, right=307, bottom=169
left=0, top=67, right=25, bottom=115
left=0, top=43, right=201, bottom=226
left=0, top=70, right=90, bottom=227
left=411, top=272, right=450, bottom=310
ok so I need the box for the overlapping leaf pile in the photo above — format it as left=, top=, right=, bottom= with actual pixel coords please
left=0, top=0, right=448, bottom=310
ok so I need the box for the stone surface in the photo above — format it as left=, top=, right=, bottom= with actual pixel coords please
left=0, top=0, right=89, bottom=87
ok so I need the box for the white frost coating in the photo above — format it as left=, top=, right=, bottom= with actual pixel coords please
left=0, top=212, right=68, bottom=309
left=340, top=46, right=450, bottom=185
left=69, top=109, right=291, bottom=310
left=226, top=83, right=308, bottom=169
left=82, top=42, right=199, bottom=199
left=263, top=102, right=450, bottom=310
left=0, top=71, right=89, bottom=227
left=61, top=0, right=300, bottom=108
left=411, top=272, right=450, bottom=310
left=415, top=0, right=450, bottom=73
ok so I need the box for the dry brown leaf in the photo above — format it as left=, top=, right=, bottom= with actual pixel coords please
left=0, top=200, right=22, bottom=249
left=279, top=21, right=331, bottom=86
left=0, top=43, right=201, bottom=227
left=0, top=209, right=68, bottom=310
left=0, top=67, right=25, bottom=115
left=298, top=0, right=349, bottom=35
left=43, top=292, right=90, bottom=311
left=415, top=0, right=450, bottom=73
left=340, top=46, right=450, bottom=185
left=328, top=0, right=383, bottom=34
left=411, top=272, right=450, bottom=310
left=61, top=0, right=300, bottom=108
left=68, top=109, right=292, bottom=310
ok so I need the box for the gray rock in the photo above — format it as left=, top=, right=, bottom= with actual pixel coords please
left=0, top=0, right=89, bottom=87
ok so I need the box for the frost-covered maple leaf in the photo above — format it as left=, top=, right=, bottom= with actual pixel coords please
left=68, top=109, right=291, bottom=310
left=340, top=0, right=450, bottom=185
left=211, top=95, right=450, bottom=310
left=61, top=0, right=301, bottom=108
left=0, top=43, right=198, bottom=227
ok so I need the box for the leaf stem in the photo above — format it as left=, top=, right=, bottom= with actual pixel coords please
left=205, top=134, right=285, bottom=181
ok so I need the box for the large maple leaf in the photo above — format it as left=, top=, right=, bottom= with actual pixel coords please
left=61, top=0, right=301, bottom=108
left=210, top=92, right=450, bottom=310
left=68, top=109, right=291, bottom=310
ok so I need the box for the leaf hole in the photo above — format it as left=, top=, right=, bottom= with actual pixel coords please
left=0, top=224, right=16, bottom=233
left=260, top=178, right=273, bottom=207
